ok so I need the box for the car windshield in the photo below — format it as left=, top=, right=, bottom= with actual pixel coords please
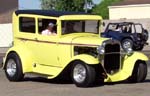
left=61, top=20, right=100, bottom=35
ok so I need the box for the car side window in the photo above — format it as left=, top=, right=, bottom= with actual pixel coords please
left=38, top=18, right=57, bottom=35
left=61, top=20, right=99, bottom=35
left=131, top=25, right=135, bottom=33
left=19, top=17, right=35, bottom=33
left=135, top=25, right=142, bottom=33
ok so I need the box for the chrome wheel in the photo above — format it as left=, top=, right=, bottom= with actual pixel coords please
left=72, top=61, right=96, bottom=87
left=122, top=39, right=133, bottom=50
left=5, top=53, right=24, bottom=81
left=123, top=41, right=131, bottom=49
left=6, top=59, right=17, bottom=77
left=73, top=64, right=86, bottom=83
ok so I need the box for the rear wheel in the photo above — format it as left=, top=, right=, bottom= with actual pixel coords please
left=128, top=61, right=147, bottom=83
left=5, top=53, right=24, bottom=81
left=71, top=61, right=96, bottom=87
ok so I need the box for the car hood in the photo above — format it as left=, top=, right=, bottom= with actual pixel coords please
left=60, top=33, right=109, bottom=47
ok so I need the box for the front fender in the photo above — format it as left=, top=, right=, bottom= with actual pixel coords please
left=70, top=54, right=99, bottom=65
left=122, top=51, right=148, bottom=77
left=105, top=52, right=148, bottom=82
left=3, top=46, right=34, bottom=73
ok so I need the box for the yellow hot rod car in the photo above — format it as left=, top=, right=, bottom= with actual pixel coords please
left=2, top=10, right=149, bottom=87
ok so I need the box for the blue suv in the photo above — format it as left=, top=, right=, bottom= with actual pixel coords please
left=101, top=22, right=148, bottom=51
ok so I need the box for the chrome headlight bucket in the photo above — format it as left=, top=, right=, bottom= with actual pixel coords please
left=97, top=39, right=120, bottom=55
left=97, top=42, right=106, bottom=55
left=124, top=47, right=133, bottom=56
left=97, top=45, right=105, bottom=55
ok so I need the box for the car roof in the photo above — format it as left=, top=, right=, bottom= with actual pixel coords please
left=15, top=10, right=89, bottom=17
left=108, top=22, right=143, bottom=27
left=109, top=22, right=134, bottom=25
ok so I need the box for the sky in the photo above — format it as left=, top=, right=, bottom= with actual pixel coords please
left=93, top=0, right=101, bottom=4
left=19, top=0, right=41, bottom=9
left=19, top=0, right=101, bottom=9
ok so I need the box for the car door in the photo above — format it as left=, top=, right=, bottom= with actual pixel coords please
left=35, top=18, right=59, bottom=67
left=18, top=16, right=38, bottom=63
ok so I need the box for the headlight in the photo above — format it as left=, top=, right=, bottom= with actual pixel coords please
left=97, top=42, right=106, bottom=55
left=125, top=47, right=133, bottom=55
left=97, top=46, right=105, bottom=54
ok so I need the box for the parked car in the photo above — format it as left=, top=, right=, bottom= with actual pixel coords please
left=2, top=10, right=149, bottom=87
left=101, top=22, right=149, bottom=51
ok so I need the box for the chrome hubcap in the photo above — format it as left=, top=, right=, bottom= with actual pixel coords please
left=123, top=41, right=131, bottom=49
left=73, top=64, right=86, bottom=83
left=6, top=59, right=17, bottom=77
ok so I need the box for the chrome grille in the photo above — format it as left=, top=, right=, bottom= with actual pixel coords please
left=104, top=43, right=120, bottom=73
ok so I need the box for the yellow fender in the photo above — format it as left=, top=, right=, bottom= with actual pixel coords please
left=122, top=52, right=148, bottom=76
left=70, top=54, right=99, bottom=64
left=105, top=52, right=148, bottom=82
left=3, top=45, right=34, bottom=73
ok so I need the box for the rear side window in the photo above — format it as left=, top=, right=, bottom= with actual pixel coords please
left=19, top=17, right=35, bottom=33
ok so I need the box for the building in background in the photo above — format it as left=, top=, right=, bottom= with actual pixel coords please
left=107, top=0, right=150, bottom=43
left=0, top=0, right=18, bottom=23
left=109, top=0, right=150, bottom=20
left=0, top=0, right=18, bottom=47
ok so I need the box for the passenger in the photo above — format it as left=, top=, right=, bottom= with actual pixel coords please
left=115, top=27, right=121, bottom=31
left=115, top=25, right=122, bottom=32
left=42, top=23, right=56, bottom=36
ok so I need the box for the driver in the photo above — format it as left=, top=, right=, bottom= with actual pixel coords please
left=42, top=23, right=56, bottom=36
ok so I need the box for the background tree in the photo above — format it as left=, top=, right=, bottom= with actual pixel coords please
left=92, top=0, right=123, bottom=19
left=41, top=0, right=57, bottom=10
left=41, top=0, right=93, bottom=12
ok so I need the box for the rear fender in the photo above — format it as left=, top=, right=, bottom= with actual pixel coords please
left=3, top=46, right=34, bottom=73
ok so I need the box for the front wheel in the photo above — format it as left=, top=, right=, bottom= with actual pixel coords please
left=121, top=39, right=133, bottom=50
left=5, top=53, right=24, bottom=81
left=71, top=61, right=96, bottom=87
left=128, top=61, right=147, bottom=83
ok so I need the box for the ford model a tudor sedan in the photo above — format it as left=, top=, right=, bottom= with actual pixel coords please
left=2, top=10, right=149, bottom=87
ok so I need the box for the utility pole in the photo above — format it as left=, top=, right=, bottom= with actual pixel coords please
left=85, top=0, right=88, bottom=13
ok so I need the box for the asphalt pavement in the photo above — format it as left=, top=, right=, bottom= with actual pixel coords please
left=0, top=62, right=150, bottom=96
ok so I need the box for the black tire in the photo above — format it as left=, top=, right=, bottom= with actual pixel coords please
left=128, top=61, right=147, bottom=83
left=71, top=61, right=96, bottom=87
left=5, top=52, right=24, bottom=81
left=121, top=39, right=133, bottom=50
